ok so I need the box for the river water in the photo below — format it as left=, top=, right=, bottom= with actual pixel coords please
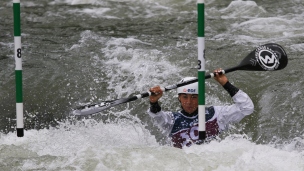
left=0, top=0, right=304, bottom=170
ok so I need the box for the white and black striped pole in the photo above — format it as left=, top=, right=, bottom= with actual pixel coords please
left=197, top=0, right=206, bottom=140
left=13, top=0, right=24, bottom=137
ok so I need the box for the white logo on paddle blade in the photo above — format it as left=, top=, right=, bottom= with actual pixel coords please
left=255, top=46, right=280, bottom=70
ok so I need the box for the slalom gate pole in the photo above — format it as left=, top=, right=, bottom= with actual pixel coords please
left=13, top=0, right=24, bottom=137
left=197, top=0, right=206, bottom=140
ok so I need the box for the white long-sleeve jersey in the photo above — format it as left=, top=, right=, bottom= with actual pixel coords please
left=147, top=90, right=254, bottom=148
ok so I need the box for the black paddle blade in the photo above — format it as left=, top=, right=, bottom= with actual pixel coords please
left=238, top=43, right=288, bottom=71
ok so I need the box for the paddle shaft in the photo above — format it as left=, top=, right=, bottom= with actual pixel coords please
left=205, top=66, right=239, bottom=79
left=114, top=66, right=240, bottom=103
left=77, top=65, right=243, bottom=110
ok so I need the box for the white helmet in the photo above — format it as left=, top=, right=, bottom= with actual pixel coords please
left=176, top=77, right=198, bottom=94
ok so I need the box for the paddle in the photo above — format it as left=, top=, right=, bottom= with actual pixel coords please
left=72, top=43, right=288, bottom=116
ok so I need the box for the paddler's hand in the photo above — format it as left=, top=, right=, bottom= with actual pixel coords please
left=149, top=86, right=163, bottom=103
left=213, top=68, right=228, bottom=86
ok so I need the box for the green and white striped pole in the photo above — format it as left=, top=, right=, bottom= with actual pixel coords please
left=197, top=0, right=206, bottom=140
left=13, top=0, right=24, bottom=137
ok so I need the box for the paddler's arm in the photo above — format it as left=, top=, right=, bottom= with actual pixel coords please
left=213, top=68, right=254, bottom=130
left=147, top=86, right=174, bottom=135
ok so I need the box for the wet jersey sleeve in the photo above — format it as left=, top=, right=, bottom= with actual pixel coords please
left=147, top=106, right=175, bottom=136
left=214, top=90, right=254, bottom=131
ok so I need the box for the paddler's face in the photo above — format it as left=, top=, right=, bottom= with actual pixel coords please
left=178, top=93, right=198, bottom=114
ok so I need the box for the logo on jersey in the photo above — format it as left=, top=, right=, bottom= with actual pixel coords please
left=255, top=45, right=280, bottom=70
left=182, top=88, right=196, bottom=93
